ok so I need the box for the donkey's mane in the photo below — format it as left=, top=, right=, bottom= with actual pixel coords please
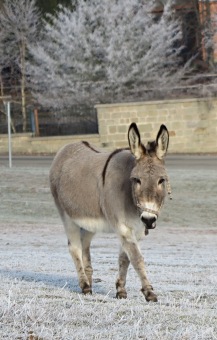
left=102, top=148, right=130, bottom=186
left=82, top=141, right=130, bottom=185
left=82, top=141, right=100, bottom=153
left=146, top=140, right=157, bottom=154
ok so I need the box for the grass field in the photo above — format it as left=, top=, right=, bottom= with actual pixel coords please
left=0, top=162, right=216, bottom=339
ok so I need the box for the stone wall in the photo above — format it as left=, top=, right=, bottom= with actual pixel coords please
left=1, top=98, right=217, bottom=155
left=96, top=98, right=217, bottom=153
left=0, top=133, right=100, bottom=155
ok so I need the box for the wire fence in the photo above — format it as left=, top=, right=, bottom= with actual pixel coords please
left=0, top=102, right=98, bottom=136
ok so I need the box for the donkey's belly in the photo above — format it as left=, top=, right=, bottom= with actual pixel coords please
left=73, top=217, right=112, bottom=233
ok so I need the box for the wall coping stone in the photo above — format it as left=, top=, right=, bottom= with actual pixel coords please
left=95, top=97, right=214, bottom=108
left=0, top=133, right=99, bottom=141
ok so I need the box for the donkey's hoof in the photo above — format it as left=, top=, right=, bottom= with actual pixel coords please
left=116, top=291, right=127, bottom=299
left=82, top=283, right=92, bottom=295
left=82, top=287, right=92, bottom=295
left=145, top=290, right=158, bottom=302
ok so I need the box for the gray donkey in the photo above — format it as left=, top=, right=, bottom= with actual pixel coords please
left=50, top=123, right=171, bottom=302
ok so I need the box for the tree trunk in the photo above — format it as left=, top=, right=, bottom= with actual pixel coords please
left=0, top=74, right=4, bottom=97
left=0, top=74, right=16, bottom=133
left=192, top=0, right=203, bottom=59
left=20, top=38, right=27, bottom=132
left=198, top=0, right=214, bottom=68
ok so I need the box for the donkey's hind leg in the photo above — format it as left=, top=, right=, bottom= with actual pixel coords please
left=63, top=214, right=92, bottom=294
left=81, top=230, right=95, bottom=288
left=116, top=248, right=130, bottom=299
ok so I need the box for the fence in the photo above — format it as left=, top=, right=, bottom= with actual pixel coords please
left=0, top=102, right=98, bottom=136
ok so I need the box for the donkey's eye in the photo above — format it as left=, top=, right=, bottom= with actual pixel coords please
left=132, top=177, right=141, bottom=185
left=158, top=178, right=165, bottom=185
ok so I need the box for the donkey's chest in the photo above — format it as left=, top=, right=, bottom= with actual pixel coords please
left=72, top=215, right=145, bottom=238
left=73, top=217, right=112, bottom=233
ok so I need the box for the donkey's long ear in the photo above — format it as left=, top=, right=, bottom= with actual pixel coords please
left=128, top=123, right=146, bottom=160
left=156, top=124, right=169, bottom=160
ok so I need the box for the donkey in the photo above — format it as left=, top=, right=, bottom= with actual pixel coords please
left=49, top=123, right=171, bottom=302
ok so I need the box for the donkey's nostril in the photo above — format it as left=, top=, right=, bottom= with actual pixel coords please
left=141, top=216, right=156, bottom=229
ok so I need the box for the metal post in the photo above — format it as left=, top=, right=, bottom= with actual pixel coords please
left=30, top=110, right=35, bottom=134
left=34, top=108, right=40, bottom=136
left=7, top=101, right=12, bottom=168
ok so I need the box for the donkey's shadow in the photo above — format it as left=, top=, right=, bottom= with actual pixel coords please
left=0, top=268, right=107, bottom=295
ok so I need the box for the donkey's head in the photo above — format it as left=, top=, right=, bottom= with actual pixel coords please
left=128, top=123, right=170, bottom=230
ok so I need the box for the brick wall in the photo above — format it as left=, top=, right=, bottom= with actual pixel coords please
left=95, top=98, right=217, bottom=153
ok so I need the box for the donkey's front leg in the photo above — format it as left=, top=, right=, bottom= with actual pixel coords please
left=118, top=225, right=157, bottom=302
left=116, top=249, right=130, bottom=299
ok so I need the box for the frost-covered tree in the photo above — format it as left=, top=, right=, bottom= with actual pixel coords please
left=0, top=0, right=40, bottom=131
left=104, top=1, right=188, bottom=98
left=29, top=0, right=191, bottom=108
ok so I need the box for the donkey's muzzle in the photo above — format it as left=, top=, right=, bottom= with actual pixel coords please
left=141, top=216, right=156, bottom=229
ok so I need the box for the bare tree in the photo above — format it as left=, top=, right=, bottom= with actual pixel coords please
left=0, top=23, right=12, bottom=97
left=0, top=0, right=40, bottom=132
left=29, top=0, right=193, bottom=108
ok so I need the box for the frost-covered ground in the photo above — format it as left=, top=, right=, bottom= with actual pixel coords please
left=0, top=160, right=217, bottom=339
